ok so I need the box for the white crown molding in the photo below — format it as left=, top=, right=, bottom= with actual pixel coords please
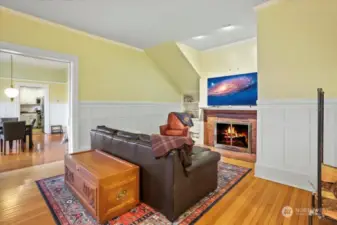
left=0, top=77, right=67, bottom=84
left=14, top=81, right=49, bottom=88
left=1, top=6, right=144, bottom=52
left=254, top=0, right=281, bottom=11
left=202, top=37, right=257, bottom=53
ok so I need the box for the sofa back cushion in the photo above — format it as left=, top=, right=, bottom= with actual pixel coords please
left=139, top=134, right=151, bottom=142
left=97, top=126, right=118, bottom=135
left=116, top=131, right=139, bottom=140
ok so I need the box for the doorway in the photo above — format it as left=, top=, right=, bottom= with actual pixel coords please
left=0, top=42, right=78, bottom=171
left=14, top=84, right=50, bottom=134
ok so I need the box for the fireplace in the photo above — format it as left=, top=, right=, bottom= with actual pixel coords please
left=214, top=121, right=252, bottom=153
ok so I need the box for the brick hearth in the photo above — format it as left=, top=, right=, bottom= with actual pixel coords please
left=203, top=110, right=257, bottom=154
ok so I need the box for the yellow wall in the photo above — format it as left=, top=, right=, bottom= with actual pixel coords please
left=200, top=39, right=257, bottom=77
left=257, top=0, right=337, bottom=99
left=0, top=7, right=181, bottom=102
left=0, top=61, right=67, bottom=82
left=145, top=42, right=199, bottom=95
left=0, top=60, right=68, bottom=102
left=177, top=43, right=201, bottom=75
left=197, top=39, right=257, bottom=106
left=0, top=78, right=68, bottom=103
left=48, top=82, right=67, bottom=103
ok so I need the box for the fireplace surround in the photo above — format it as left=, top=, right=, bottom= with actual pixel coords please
left=203, top=109, right=257, bottom=155
left=214, top=121, right=252, bottom=153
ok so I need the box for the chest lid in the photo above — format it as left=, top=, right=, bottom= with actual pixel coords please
left=68, top=150, right=137, bottom=178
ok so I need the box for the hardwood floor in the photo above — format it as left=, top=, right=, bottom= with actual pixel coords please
left=0, top=132, right=66, bottom=172
left=0, top=161, right=64, bottom=225
left=0, top=156, right=334, bottom=224
left=203, top=145, right=256, bottom=162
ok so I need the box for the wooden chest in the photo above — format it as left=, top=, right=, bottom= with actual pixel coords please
left=64, top=150, right=139, bottom=224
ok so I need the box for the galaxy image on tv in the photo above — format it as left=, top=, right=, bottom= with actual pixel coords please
left=207, top=72, right=258, bottom=106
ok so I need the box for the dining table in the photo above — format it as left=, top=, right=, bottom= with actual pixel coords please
left=0, top=124, right=33, bottom=149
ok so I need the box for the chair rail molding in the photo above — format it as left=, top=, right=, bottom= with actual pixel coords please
left=255, top=98, right=337, bottom=191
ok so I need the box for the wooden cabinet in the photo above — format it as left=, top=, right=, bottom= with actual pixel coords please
left=64, top=150, right=139, bottom=224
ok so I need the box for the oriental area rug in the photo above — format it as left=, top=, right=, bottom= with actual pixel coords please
left=36, top=162, right=251, bottom=225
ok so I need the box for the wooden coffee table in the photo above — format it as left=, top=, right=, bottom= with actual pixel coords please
left=64, top=150, right=139, bottom=224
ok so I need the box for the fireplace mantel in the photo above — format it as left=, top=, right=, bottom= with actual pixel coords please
left=200, top=106, right=257, bottom=111
left=202, top=109, right=257, bottom=121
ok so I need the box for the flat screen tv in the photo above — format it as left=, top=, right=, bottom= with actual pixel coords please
left=208, top=72, right=258, bottom=106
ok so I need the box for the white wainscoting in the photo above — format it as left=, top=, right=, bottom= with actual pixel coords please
left=50, top=103, right=68, bottom=128
left=78, top=101, right=181, bottom=150
left=0, top=101, right=17, bottom=117
left=256, top=99, right=337, bottom=191
left=0, top=101, right=68, bottom=129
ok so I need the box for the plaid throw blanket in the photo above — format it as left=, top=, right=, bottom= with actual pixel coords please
left=151, top=134, right=193, bottom=167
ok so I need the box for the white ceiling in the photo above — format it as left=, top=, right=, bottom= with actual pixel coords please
left=0, top=52, right=69, bottom=69
left=0, top=0, right=265, bottom=50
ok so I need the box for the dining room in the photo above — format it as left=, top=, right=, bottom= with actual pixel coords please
left=0, top=49, right=70, bottom=172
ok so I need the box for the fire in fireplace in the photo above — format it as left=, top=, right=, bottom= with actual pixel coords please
left=214, top=121, right=251, bottom=153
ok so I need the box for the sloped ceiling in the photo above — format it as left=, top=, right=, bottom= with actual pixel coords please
left=177, top=43, right=201, bottom=75
left=0, top=0, right=265, bottom=50
left=145, top=42, right=200, bottom=97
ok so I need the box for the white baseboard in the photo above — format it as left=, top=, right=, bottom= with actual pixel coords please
left=79, top=145, right=91, bottom=151
left=255, top=163, right=313, bottom=191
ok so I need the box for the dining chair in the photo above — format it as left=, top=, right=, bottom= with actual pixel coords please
left=31, top=119, right=36, bottom=128
left=0, top=117, right=19, bottom=126
left=0, top=121, right=26, bottom=155
left=24, top=119, right=36, bottom=148
left=0, top=117, right=19, bottom=134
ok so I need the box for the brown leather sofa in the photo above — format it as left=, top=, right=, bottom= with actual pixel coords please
left=90, top=126, right=220, bottom=221
left=160, top=112, right=189, bottom=136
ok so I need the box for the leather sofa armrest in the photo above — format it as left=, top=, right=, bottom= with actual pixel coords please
left=185, top=151, right=221, bottom=174
left=160, top=124, right=168, bottom=135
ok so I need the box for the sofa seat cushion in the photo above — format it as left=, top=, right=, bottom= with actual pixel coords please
left=186, top=151, right=221, bottom=174
left=192, top=146, right=210, bottom=155
left=165, top=129, right=184, bottom=136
